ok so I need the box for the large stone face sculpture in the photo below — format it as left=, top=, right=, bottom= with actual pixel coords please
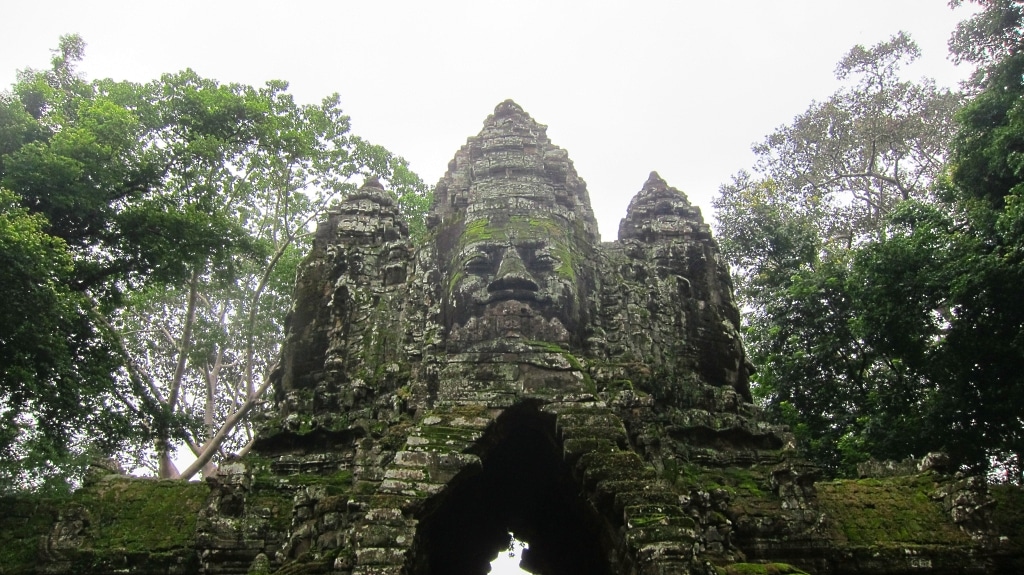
left=266, top=99, right=752, bottom=428
left=443, top=213, right=585, bottom=350
left=433, top=100, right=598, bottom=353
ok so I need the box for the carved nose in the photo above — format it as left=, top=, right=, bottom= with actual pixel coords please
left=488, top=247, right=539, bottom=292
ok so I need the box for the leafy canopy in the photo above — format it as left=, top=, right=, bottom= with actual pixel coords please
left=0, top=35, right=431, bottom=490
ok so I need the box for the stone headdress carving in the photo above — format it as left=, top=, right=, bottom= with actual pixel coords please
left=266, top=99, right=752, bottom=434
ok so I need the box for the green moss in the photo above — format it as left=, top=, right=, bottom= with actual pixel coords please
left=446, top=269, right=463, bottom=297
left=447, top=404, right=489, bottom=419
left=563, top=437, right=617, bottom=458
left=629, top=513, right=667, bottom=527
left=716, top=563, right=809, bottom=575
left=625, top=524, right=697, bottom=546
left=580, top=452, right=657, bottom=487
left=415, top=424, right=480, bottom=449
left=322, top=414, right=351, bottom=433
left=447, top=215, right=581, bottom=295
left=271, top=556, right=331, bottom=575
left=660, top=460, right=704, bottom=491
left=461, top=218, right=495, bottom=243
left=0, top=495, right=64, bottom=572
left=816, top=475, right=969, bottom=547
left=246, top=491, right=292, bottom=534
left=368, top=493, right=415, bottom=511
left=624, top=504, right=686, bottom=529
left=366, top=419, right=390, bottom=438
left=446, top=218, right=496, bottom=292
left=606, top=379, right=635, bottom=392
left=507, top=216, right=580, bottom=283
left=562, top=352, right=583, bottom=371
left=352, top=296, right=407, bottom=388
left=507, top=215, right=562, bottom=237
left=0, top=478, right=211, bottom=572
left=381, top=421, right=412, bottom=451
left=660, top=462, right=766, bottom=498
left=76, top=478, right=209, bottom=553
left=729, top=469, right=765, bottom=497
left=524, top=340, right=594, bottom=391
left=278, top=470, right=354, bottom=496
left=355, top=481, right=379, bottom=495
left=526, top=340, right=568, bottom=353
left=991, top=483, right=1024, bottom=551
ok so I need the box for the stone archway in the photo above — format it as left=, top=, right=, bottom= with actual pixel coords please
left=410, top=403, right=615, bottom=575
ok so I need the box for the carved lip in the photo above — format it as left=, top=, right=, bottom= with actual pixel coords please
left=484, top=289, right=543, bottom=304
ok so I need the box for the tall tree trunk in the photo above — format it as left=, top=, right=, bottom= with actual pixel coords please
left=156, top=438, right=181, bottom=479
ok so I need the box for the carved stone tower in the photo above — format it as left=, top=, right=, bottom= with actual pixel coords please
left=253, top=100, right=788, bottom=574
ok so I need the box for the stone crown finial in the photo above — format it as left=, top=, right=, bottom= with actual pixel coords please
left=362, top=176, right=385, bottom=190
left=643, top=171, right=669, bottom=193
left=493, top=99, right=526, bottom=119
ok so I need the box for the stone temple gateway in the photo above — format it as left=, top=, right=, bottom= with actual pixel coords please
left=260, top=99, right=763, bottom=573
left=3, top=101, right=1021, bottom=575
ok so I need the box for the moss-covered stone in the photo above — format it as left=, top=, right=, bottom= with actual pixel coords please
left=991, top=483, right=1024, bottom=556
left=0, top=496, right=63, bottom=573
left=70, top=478, right=208, bottom=553
left=715, top=563, right=809, bottom=575
left=816, top=475, right=968, bottom=547
left=0, top=477, right=209, bottom=575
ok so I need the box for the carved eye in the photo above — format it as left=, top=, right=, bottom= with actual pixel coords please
left=464, top=253, right=492, bottom=274
left=532, top=253, right=559, bottom=272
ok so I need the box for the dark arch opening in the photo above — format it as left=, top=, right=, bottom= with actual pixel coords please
left=411, top=403, right=614, bottom=575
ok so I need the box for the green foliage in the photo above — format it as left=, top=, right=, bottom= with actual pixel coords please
left=717, top=14, right=1024, bottom=480
left=0, top=187, right=139, bottom=492
left=391, top=160, right=433, bottom=242
left=110, top=66, right=429, bottom=478
left=849, top=3, right=1024, bottom=478
left=0, top=36, right=430, bottom=489
left=949, top=0, right=1024, bottom=87
left=714, top=34, right=959, bottom=476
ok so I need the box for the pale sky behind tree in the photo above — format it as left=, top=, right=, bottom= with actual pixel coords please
left=0, top=1, right=978, bottom=240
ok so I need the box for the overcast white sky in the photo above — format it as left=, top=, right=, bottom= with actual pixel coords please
left=1, top=1, right=976, bottom=240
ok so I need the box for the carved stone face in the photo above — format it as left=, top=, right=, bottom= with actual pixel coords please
left=444, top=216, right=583, bottom=349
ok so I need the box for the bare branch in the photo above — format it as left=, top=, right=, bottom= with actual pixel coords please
left=177, top=373, right=274, bottom=481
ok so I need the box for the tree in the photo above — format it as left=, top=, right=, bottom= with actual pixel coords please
left=112, top=73, right=428, bottom=479
left=843, top=0, right=1024, bottom=479
left=0, top=187, right=139, bottom=493
left=0, top=36, right=430, bottom=489
left=849, top=197, right=1024, bottom=478
left=748, top=32, right=962, bottom=245
left=948, top=0, right=1024, bottom=88
left=0, top=36, right=169, bottom=491
left=714, top=33, right=962, bottom=475
left=716, top=177, right=931, bottom=475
